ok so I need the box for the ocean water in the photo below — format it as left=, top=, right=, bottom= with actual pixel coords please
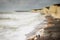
left=0, top=12, right=45, bottom=40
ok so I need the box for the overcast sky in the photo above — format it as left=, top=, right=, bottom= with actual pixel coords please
left=0, top=0, right=60, bottom=11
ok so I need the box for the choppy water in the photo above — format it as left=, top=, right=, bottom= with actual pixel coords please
left=0, top=12, right=45, bottom=40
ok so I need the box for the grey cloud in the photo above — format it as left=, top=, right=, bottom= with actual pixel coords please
left=0, top=0, right=60, bottom=11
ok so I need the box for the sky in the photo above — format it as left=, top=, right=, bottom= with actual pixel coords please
left=0, top=0, right=60, bottom=11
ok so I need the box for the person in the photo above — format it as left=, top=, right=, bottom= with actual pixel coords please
left=36, top=35, right=40, bottom=40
